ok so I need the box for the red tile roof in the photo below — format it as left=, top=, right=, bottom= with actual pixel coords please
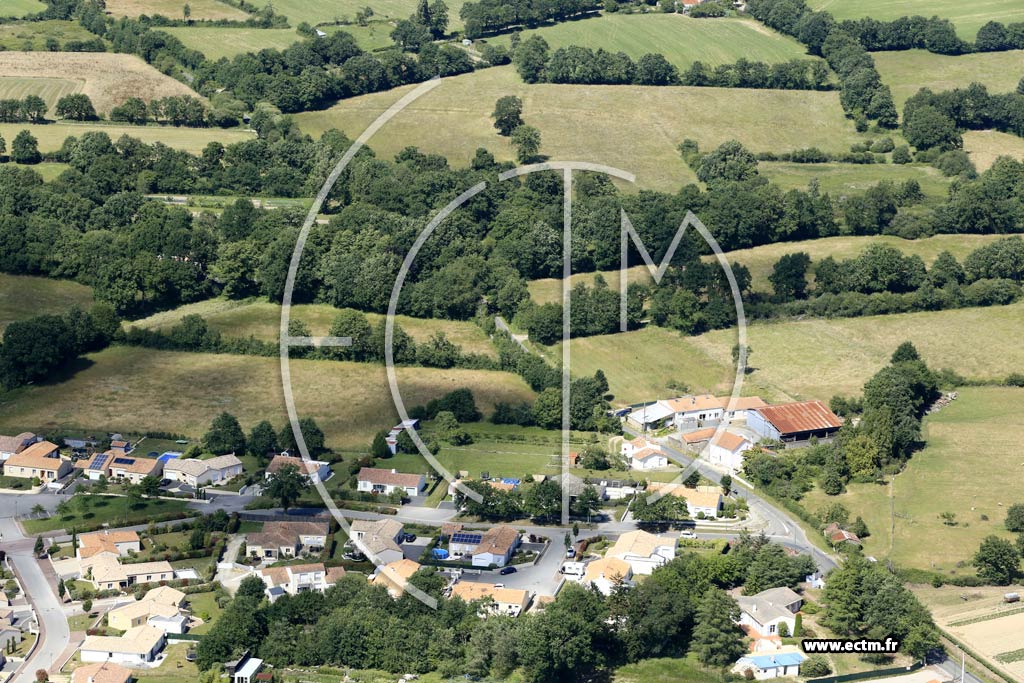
left=754, top=401, right=842, bottom=435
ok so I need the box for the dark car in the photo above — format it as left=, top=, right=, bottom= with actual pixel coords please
left=159, top=479, right=171, bottom=486
left=403, top=533, right=417, bottom=543
left=499, top=566, right=517, bottom=575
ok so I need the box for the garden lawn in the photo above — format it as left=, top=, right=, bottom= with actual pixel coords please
left=22, top=496, right=190, bottom=533
left=185, top=590, right=223, bottom=634
left=484, top=13, right=815, bottom=70
left=807, top=0, right=1024, bottom=40
left=0, top=273, right=93, bottom=332
left=128, top=298, right=498, bottom=357
left=0, top=346, right=537, bottom=451
left=294, top=66, right=866, bottom=193
left=802, top=387, right=1024, bottom=576
left=874, top=49, right=1024, bottom=109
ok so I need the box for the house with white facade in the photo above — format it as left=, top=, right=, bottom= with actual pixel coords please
left=356, top=467, right=425, bottom=497
left=662, top=395, right=726, bottom=429
left=708, top=431, right=753, bottom=471
left=265, top=454, right=331, bottom=483
left=606, top=530, right=675, bottom=575
left=349, top=519, right=405, bottom=564
left=246, top=521, right=328, bottom=560
left=163, top=454, right=243, bottom=487
left=0, top=432, right=39, bottom=461
left=80, top=625, right=166, bottom=665
left=621, top=437, right=668, bottom=470
left=450, top=582, right=531, bottom=617
left=737, top=587, right=803, bottom=638
left=584, top=557, right=632, bottom=596
left=732, top=650, right=807, bottom=680
left=258, top=562, right=346, bottom=601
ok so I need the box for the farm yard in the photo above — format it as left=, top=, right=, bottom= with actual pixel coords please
left=0, top=121, right=254, bottom=153
left=0, top=52, right=204, bottom=113
left=807, top=0, right=1024, bottom=40
left=159, top=26, right=301, bottom=60
left=103, top=0, right=250, bottom=20
left=295, top=66, right=867, bottom=192
left=483, top=13, right=816, bottom=70
left=0, top=346, right=537, bottom=451
left=128, top=298, right=499, bottom=358
left=0, top=274, right=93, bottom=333
left=873, top=49, right=1024, bottom=109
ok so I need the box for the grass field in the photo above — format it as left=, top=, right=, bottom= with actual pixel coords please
left=0, top=274, right=93, bottom=332
left=759, top=161, right=951, bottom=202
left=1, top=0, right=46, bottom=17
left=294, top=66, right=865, bottom=192
left=0, top=76, right=81, bottom=111
left=0, top=52, right=203, bottom=113
left=557, top=326, right=736, bottom=406
left=105, top=0, right=249, bottom=20
left=554, top=301, right=1024, bottom=405
left=128, top=298, right=498, bottom=357
left=962, top=129, right=1024, bottom=171
left=0, top=346, right=536, bottom=451
left=484, top=13, right=815, bottom=70
left=159, top=26, right=300, bottom=60
left=691, top=302, right=1024, bottom=401
left=0, top=121, right=254, bottom=153
left=322, top=21, right=395, bottom=51
left=874, top=49, right=1024, bottom=109
left=246, top=0, right=469, bottom=29
left=22, top=496, right=189, bottom=533
left=803, top=387, right=1024, bottom=579
left=0, top=20, right=96, bottom=50
left=808, top=0, right=1024, bottom=40
left=614, top=655, right=726, bottom=683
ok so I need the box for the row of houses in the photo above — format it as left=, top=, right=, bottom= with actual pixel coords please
left=77, top=452, right=243, bottom=487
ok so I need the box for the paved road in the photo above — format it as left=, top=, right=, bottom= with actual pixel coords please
left=0, top=516, right=70, bottom=683
left=633, top=428, right=839, bottom=574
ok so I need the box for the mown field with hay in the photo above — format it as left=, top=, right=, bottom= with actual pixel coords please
left=295, top=66, right=867, bottom=192
left=0, top=52, right=203, bottom=113
left=129, top=298, right=498, bottom=358
left=0, top=346, right=537, bottom=451
left=0, top=274, right=94, bottom=332
left=0, top=121, right=254, bottom=153
left=104, top=0, right=249, bottom=20
left=484, top=13, right=815, bottom=70
left=808, top=0, right=1024, bottom=40
left=874, top=49, right=1024, bottom=109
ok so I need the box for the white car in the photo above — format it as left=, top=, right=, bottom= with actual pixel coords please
left=680, top=530, right=697, bottom=539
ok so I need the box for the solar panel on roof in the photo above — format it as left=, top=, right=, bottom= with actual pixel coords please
left=113, top=457, right=134, bottom=465
left=88, top=453, right=109, bottom=470
left=451, top=532, right=483, bottom=545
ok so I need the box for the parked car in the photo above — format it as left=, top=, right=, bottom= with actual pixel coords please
left=403, top=533, right=417, bottom=543
left=680, top=530, right=697, bottom=539
left=499, top=566, right=517, bottom=575
left=566, top=547, right=576, bottom=558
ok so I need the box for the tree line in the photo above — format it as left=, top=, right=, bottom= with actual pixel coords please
left=902, top=82, right=1024, bottom=151
left=460, top=0, right=601, bottom=39
left=512, top=35, right=829, bottom=90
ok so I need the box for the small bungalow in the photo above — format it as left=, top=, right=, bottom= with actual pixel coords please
left=356, top=467, right=425, bottom=497
left=606, top=530, right=675, bottom=575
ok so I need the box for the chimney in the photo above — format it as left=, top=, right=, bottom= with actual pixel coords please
left=391, top=469, right=398, bottom=474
